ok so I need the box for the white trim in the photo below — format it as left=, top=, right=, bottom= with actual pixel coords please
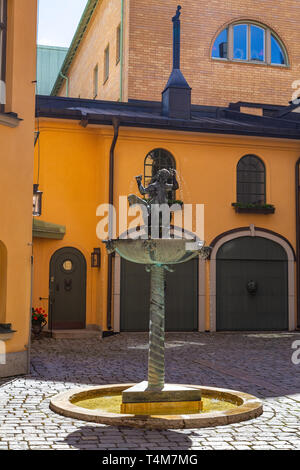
left=209, top=228, right=296, bottom=332
left=198, top=258, right=206, bottom=331
left=0, top=80, right=6, bottom=105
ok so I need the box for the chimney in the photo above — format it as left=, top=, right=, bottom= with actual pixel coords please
left=162, top=5, right=191, bottom=120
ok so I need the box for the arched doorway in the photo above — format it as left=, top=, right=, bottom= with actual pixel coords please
left=49, top=247, right=86, bottom=330
left=210, top=228, right=295, bottom=331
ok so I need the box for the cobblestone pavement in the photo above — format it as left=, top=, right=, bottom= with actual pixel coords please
left=0, top=331, right=300, bottom=450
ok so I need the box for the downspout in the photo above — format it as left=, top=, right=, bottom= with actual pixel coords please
left=107, top=118, right=120, bottom=331
left=120, top=0, right=124, bottom=101
left=60, top=72, right=69, bottom=97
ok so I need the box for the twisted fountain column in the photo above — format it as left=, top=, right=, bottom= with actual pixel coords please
left=147, top=265, right=166, bottom=391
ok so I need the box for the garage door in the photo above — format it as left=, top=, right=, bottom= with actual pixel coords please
left=121, top=258, right=198, bottom=331
left=216, top=236, right=288, bottom=331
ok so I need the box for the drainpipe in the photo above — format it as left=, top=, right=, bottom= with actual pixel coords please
left=107, top=118, right=120, bottom=331
left=60, top=72, right=69, bottom=97
left=120, top=0, right=124, bottom=101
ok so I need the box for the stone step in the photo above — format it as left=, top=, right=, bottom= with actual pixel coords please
left=51, top=329, right=102, bottom=340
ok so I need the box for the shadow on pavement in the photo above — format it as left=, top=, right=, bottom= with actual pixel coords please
left=65, top=425, right=193, bottom=450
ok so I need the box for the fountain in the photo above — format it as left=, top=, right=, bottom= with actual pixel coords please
left=49, top=6, right=263, bottom=429
left=50, top=165, right=262, bottom=428
left=103, top=168, right=210, bottom=415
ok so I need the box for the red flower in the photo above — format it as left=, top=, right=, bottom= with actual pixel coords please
left=34, top=316, right=38, bottom=321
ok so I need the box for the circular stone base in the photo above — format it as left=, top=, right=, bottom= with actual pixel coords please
left=49, top=384, right=263, bottom=429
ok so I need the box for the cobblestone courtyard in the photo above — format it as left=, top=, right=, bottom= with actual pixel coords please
left=0, top=332, right=300, bottom=450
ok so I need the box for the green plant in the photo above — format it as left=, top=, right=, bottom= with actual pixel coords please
left=232, top=202, right=275, bottom=209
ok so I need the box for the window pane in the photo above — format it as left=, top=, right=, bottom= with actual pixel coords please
left=233, top=24, right=248, bottom=60
left=0, top=1, right=4, bottom=23
left=271, top=34, right=285, bottom=64
left=93, top=65, right=98, bottom=97
left=104, top=46, right=109, bottom=81
left=251, top=25, right=264, bottom=61
left=237, top=155, right=265, bottom=204
left=212, top=28, right=228, bottom=59
left=116, top=25, right=121, bottom=63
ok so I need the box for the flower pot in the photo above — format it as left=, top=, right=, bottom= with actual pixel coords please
left=31, top=319, right=47, bottom=338
left=231, top=203, right=275, bottom=214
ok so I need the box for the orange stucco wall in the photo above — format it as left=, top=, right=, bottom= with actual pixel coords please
left=0, top=0, right=37, bottom=362
left=33, top=119, right=300, bottom=331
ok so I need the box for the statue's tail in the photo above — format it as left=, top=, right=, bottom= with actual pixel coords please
left=128, top=194, right=148, bottom=208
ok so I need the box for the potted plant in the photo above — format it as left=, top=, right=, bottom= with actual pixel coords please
left=31, top=307, right=48, bottom=338
left=231, top=202, right=275, bottom=214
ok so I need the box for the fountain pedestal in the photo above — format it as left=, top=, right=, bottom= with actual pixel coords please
left=121, top=381, right=202, bottom=414
left=120, top=263, right=202, bottom=415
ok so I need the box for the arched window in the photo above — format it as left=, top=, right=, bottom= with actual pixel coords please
left=212, top=22, right=288, bottom=66
left=144, top=148, right=176, bottom=196
left=237, top=155, right=265, bottom=204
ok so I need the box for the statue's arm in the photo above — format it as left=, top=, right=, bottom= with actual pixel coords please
left=136, top=175, right=148, bottom=195
left=170, top=170, right=179, bottom=190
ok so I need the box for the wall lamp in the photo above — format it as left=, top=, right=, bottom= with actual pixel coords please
left=91, top=248, right=101, bottom=268
left=33, top=184, right=43, bottom=217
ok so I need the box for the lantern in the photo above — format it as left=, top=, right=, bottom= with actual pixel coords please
left=91, top=248, right=101, bottom=268
left=33, top=184, right=43, bottom=217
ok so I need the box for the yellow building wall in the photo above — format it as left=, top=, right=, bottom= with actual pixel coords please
left=33, top=119, right=300, bottom=331
left=0, top=0, right=37, bottom=375
left=33, top=120, right=111, bottom=330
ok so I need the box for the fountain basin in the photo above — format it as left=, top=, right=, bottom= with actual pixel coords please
left=104, top=237, right=210, bottom=265
left=50, top=384, right=263, bottom=429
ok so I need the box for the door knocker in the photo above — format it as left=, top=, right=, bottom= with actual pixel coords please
left=64, top=279, right=73, bottom=292
left=246, top=280, right=258, bottom=295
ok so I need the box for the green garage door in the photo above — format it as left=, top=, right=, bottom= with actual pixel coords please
left=216, top=237, right=288, bottom=331
left=121, top=258, right=198, bottom=331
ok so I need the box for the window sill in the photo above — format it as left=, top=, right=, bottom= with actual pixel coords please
left=211, top=57, right=289, bottom=68
left=0, top=324, right=16, bottom=341
left=0, top=112, right=22, bottom=128
left=232, top=203, right=275, bottom=214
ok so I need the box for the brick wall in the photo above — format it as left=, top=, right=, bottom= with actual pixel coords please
left=60, top=0, right=122, bottom=101
left=60, top=0, right=300, bottom=107
left=128, top=0, right=300, bottom=106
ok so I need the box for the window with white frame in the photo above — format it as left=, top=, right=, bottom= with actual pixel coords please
left=212, top=22, right=288, bottom=66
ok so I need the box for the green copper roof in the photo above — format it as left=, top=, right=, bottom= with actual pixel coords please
left=51, top=0, right=99, bottom=96
left=37, top=45, right=68, bottom=95
left=33, top=219, right=66, bottom=240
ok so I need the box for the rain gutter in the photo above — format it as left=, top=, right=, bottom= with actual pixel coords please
left=107, top=118, right=120, bottom=332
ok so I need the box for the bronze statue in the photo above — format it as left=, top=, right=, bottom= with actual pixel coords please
left=128, top=168, right=179, bottom=211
